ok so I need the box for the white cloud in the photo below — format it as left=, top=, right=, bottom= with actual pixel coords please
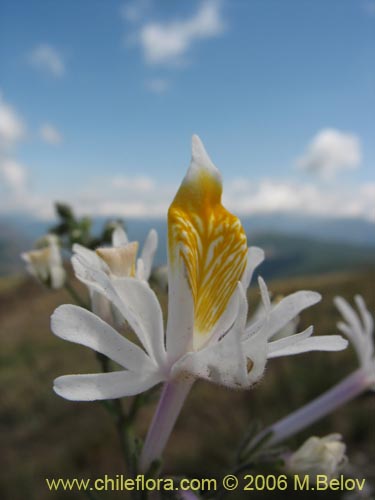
left=0, top=94, right=25, bottom=150
left=138, top=0, right=224, bottom=65
left=297, top=128, right=362, bottom=178
left=39, top=123, right=63, bottom=145
left=224, top=179, right=375, bottom=221
left=145, top=78, right=170, bottom=93
left=1, top=168, right=374, bottom=223
left=0, top=159, right=28, bottom=193
left=28, top=44, right=65, bottom=77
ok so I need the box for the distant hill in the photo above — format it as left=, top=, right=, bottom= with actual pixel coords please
left=1, top=213, right=374, bottom=278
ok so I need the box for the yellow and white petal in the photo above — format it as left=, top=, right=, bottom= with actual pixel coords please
left=167, top=135, right=248, bottom=354
left=172, top=284, right=265, bottom=388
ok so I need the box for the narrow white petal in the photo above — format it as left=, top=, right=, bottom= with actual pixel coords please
left=165, top=260, right=194, bottom=363
left=51, top=304, right=155, bottom=372
left=241, top=247, right=265, bottom=289
left=258, top=276, right=271, bottom=312
left=267, top=326, right=314, bottom=355
left=268, top=334, right=348, bottom=358
left=54, top=370, right=163, bottom=401
left=355, top=295, right=374, bottom=340
left=112, top=226, right=129, bottom=247
left=244, top=290, right=321, bottom=342
left=334, top=297, right=363, bottom=335
left=140, top=229, right=158, bottom=280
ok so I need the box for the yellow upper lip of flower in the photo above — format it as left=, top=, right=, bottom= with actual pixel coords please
left=168, top=136, right=248, bottom=348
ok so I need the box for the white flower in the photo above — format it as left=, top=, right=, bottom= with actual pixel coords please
left=21, top=234, right=65, bottom=289
left=52, top=136, right=347, bottom=399
left=73, top=224, right=158, bottom=282
left=335, top=295, right=375, bottom=389
left=286, top=434, right=347, bottom=480
left=51, top=136, right=347, bottom=469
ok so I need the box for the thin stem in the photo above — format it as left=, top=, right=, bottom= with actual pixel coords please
left=252, top=368, right=369, bottom=450
left=140, top=376, right=195, bottom=473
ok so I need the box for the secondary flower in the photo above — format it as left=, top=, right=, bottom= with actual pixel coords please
left=73, top=224, right=158, bottom=283
left=285, top=434, right=347, bottom=480
left=72, top=225, right=157, bottom=323
left=251, top=295, right=374, bottom=450
left=21, top=234, right=65, bottom=289
left=51, top=135, right=347, bottom=470
left=335, top=295, right=375, bottom=389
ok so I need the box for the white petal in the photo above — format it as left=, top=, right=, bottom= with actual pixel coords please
left=244, top=290, right=321, bottom=342
left=112, top=226, right=129, bottom=247
left=355, top=295, right=374, bottom=340
left=54, top=370, right=163, bottom=401
left=72, top=264, right=166, bottom=367
left=334, top=297, right=363, bottom=336
left=140, top=229, right=158, bottom=280
left=50, top=265, right=66, bottom=289
left=73, top=244, right=103, bottom=269
left=165, top=258, right=194, bottom=363
left=258, top=276, right=271, bottom=312
left=72, top=251, right=167, bottom=364
left=267, top=325, right=314, bottom=355
left=241, top=247, right=265, bottom=289
left=51, top=304, right=155, bottom=372
left=71, top=254, right=104, bottom=294
left=136, top=258, right=145, bottom=281
left=110, top=277, right=167, bottom=367
left=268, top=332, right=348, bottom=358
left=191, top=134, right=217, bottom=172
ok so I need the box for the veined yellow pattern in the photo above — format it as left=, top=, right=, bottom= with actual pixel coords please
left=169, top=169, right=248, bottom=342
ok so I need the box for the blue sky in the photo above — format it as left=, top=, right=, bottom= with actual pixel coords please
left=0, top=0, right=374, bottom=220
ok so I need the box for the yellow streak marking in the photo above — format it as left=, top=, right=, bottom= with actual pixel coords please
left=168, top=169, right=247, bottom=340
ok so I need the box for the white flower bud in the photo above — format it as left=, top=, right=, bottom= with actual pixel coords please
left=21, top=236, right=65, bottom=289
left=286, top=434, right=347, bottom=480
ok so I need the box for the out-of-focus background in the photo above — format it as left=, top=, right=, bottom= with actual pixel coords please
left=0, top=0, right=374, bottom=499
